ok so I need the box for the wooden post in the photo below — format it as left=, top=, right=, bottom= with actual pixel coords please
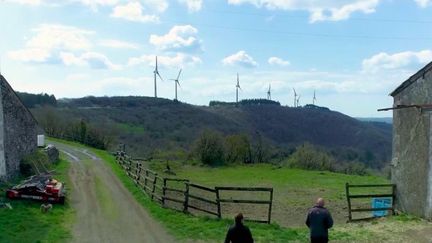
left=267, top=188, right=273, bottom=224
left=136, top=163, right=141, bottom=183
left=144, top=170, right=149, bottom=191
left=162, top=178, right=167, bottom=206
left=151, top=174, right=158, bottom=200
left=392, top=184, right=396, bottom=215
left=184, top=182, right=189, bottom=213
left=346, top=183, right=352, bottom=222
left=216, top=188, right=221, bottom=219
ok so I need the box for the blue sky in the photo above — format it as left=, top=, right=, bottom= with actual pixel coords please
left=1, top=0, right=432, bottom=117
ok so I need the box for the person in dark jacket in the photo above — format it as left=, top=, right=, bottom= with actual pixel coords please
left=306, top=198, right=334, bottom=243
left=224, top=213, right=254, bottom=243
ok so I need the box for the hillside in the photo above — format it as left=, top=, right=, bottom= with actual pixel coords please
left=28, top=96, right=392, bottom=168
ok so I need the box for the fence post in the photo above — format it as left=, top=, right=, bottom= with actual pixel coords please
left=184, top=182, right=189, bottom=213
left=151, top=174, right=157, bottom=200
left=267, top=188, right=273, bottom=224
left=392, top=184, right=396, bottom=215
left=162, top=178, right=167, bottom=206
left=215, top=187, right=221, bottom=219
left=136, top=163, right=141, bottom=183
left=346, top=183, right=352, bottom=222
left=144, top=170, right=149, bottom=192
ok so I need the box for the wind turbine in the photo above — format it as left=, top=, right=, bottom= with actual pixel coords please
left=236, top=73, right=241, bottom=103
left=267, top=83, right=271, bottom=100
left=293, top=88, right=297, bottom=107
left=170, top=69, right=182, bottom=101
left=313, top=90, right=317, bottom=105
left=153, top=56, right=164, bottom=98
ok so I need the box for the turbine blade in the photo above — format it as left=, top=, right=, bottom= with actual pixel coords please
left=155, top=56, right=158, bottom=71
left=156, top=71, right=164, bottom=81
left=177, top=69, right=182, bottom=80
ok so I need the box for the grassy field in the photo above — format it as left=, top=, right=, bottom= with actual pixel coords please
left=0, top=156, right=74, bottom=243
left=51, top=138, right=432, bottom=242
left=150, top=163, right=390, bottom=226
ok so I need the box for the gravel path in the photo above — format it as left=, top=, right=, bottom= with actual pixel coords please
left=53, top=141, right=173, bottom=243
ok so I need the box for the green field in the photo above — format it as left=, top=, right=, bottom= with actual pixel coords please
left=0, top=157, right=74, bottom=243
left=48, top=139, right=432, bottom=242
left=150, top=163, right=389, bottom=226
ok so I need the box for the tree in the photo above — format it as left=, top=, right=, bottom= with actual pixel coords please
left=194, top=130, right=225, bottom=166
left=287, top=143, right=335, bottom=171
left=225, top=134, right=251, bottom=164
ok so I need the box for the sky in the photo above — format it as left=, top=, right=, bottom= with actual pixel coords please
left=1, top=0, right=432, bottom=117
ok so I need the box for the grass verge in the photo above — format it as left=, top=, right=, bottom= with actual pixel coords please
left=0, top=156, right=74, bottom=243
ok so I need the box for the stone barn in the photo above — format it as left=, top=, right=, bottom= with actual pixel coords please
left=0, top=74, right=39, bottom=180
left=390, top=61, right=432, bottom=219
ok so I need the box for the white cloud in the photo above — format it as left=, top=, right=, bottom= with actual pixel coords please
left=8, top=24, right=93, bottom=63
left=99, top=39, right=140, bottom=49
left=60, top=52, right=121, bottom=70
left=128, top=53, right=202, bottom=68
left=178, top=0, right=202, bottom=12
left=415, top=0, right=431, bottom=7
left=227, top=0, right=381, bottom=22
left=110, top=2, right=159, bottom=23
left=8, top=48, right=51, bottom=62
left=8, top=24, right=119, bottom=70
left=5, top=0, right=119, bottom=8
left=268, top=57, right=290, bottom=66
left=5, top=0, right=42, bottom=5
left=362, top=50, right=432, bottom=73
left=222, top=50, right=258, bottom=68
left=149, top=25, right=203, bottom=53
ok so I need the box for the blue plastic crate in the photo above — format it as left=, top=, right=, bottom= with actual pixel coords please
left=372, top=198, right=392, bottom=217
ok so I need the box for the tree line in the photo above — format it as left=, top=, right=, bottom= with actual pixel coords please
left=17, top=92, right=57, bottom=108
left=193, top=130, right=368, bottom=175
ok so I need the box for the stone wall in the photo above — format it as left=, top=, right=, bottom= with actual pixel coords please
left=0, top=75, right=39, bottom=179
left=392, top=69, right=432, bottom=219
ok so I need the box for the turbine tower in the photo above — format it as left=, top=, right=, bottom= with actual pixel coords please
left=267, top=83, right=271, bottom=100
left=297, top=95, right=301, bottom=107
left=293, top=88, right=297, bottom=107
left=313, top=90, right=317, bottom=105
left=170, top=69, right=182, bottom=101
left=153, top=56, right=164, bottom=98
left=236, top=73, right=241, bottom=103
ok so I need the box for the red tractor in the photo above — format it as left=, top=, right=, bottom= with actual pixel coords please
left=6, top=174, right=66, bottom=204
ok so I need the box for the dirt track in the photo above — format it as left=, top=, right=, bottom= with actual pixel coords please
left=53, top=142, right=173, bottom=243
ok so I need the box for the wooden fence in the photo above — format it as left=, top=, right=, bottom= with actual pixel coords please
left=216, top=186, right=273, bottom=223
left=345, top=183, right=396, bottom=221
left=115, top=151, right=273, bottom=223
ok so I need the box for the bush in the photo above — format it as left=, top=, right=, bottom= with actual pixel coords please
left=285, top=143, right=335, bottom=171
left=20, top=150, right=50, bottom=176
left=224, top=134, right=251, bottom=164
left=194, top=130, right=225, bottom=166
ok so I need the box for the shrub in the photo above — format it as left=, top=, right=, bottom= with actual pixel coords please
left=194, top=130, right=225, bottom=166
left=285, top=143, right=335, bottom=171
left=20, top=150, right=50, bottom=176
left=224, top=134, right=251, bottom=164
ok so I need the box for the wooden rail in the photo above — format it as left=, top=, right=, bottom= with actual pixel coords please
left=216, top=187, right=273, bottom=223
left=346, top=183, right=396, bottom=222
left=115, top=150, right=274, bottom=223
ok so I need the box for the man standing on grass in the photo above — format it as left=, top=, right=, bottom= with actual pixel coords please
left=224, top=213, right=254, bottom=243
left=306, top=198, right=334, bottom=243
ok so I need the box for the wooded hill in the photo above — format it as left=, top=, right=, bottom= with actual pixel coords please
left=25, top=95, right=392, bottom=169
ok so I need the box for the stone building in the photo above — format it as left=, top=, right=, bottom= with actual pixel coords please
left=391, top=61, right=432, bottom=219
left=0, top=74, right=39, bottom=180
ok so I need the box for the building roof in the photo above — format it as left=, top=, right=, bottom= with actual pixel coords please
left=390, top=61, right=432, bottom=97
left=0, top=74, right=40, bottom=125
